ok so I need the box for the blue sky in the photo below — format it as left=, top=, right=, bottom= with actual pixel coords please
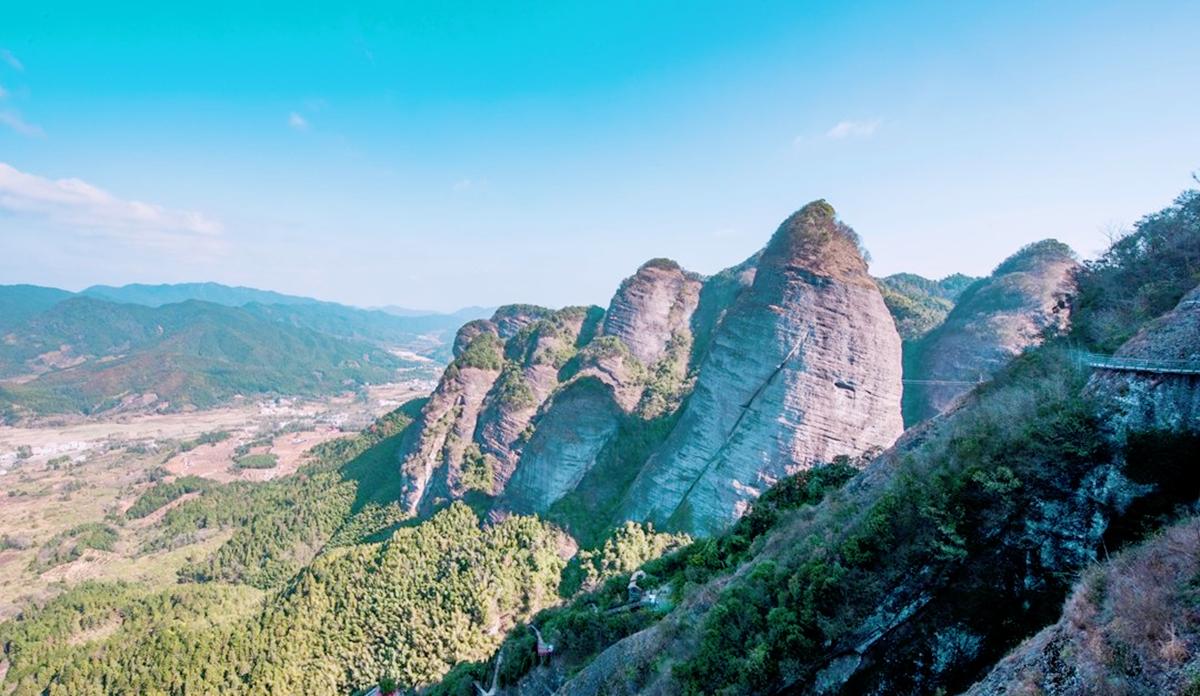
left=1, top=1, right=1198, bottom=311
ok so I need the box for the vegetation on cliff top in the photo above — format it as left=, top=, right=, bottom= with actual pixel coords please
left=877, top=272, right=978, bottom=341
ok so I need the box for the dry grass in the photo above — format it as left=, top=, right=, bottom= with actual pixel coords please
left=979, top=516, right=1200, bottom=694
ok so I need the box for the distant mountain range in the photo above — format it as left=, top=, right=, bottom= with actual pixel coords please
left=0, top=282, right=493, bottom=420
left=80, top=282, right=324, bottom=308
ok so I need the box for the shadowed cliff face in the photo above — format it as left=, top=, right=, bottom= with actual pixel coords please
left=618, top=201, right=903, bottom=535
left=1088, top=284, right=1200, bottom=438
left=903, top=240, right=1078, bottom=425
left=965, top=515, right=1200, bottom=696
left=397, top=201, right=903, bottom=535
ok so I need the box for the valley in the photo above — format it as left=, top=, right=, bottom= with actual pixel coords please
left=0, top=379, right=431, bottom=620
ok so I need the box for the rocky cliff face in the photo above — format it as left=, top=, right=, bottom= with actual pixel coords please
left=902, top=240, right=1078, bottom=425
left=601, top=259, right=703, bottom=369
left=1089, top=284, right=1200, bottom=438
left=500, top=260, right=704, bottom=514
left=959, top=286, right=1200, bottom=695
left=618, top=201, right=904, bottom=534
left=534, top=274, right=1200, bottom=696
left=965, top=515, right=1200, bottom=696
left=398, top=201, right=903, bottom=535
left=397, top=304, right=588, bottom=513
left=397, top=320, right=505, bottom=514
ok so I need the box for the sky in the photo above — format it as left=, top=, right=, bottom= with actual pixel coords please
left=1, top=1, right=1198, bottom=312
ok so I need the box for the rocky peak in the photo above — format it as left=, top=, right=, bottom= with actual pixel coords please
left=396, top=200, right=905, bottom=535
left=618, top=201, right=904, bottom=534
left=452, top=319, right=499, bottom=358
left=758, top=199, right=873, bottom=285
left=601, top=258, right=702, bottom=368
left=490, top=304, right=555, bottom=339
left=903, top=239, right=1078, bottom=424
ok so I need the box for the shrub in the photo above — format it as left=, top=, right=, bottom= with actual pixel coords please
left=453, top=333, right=504, bottom=371
left=233, top=453, right=279, bottom=470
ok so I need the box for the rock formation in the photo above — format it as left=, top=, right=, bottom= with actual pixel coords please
left=618, top=201, right=904, bottom=534
left=903, top=239, right=1078, bottom=424
left=500, top=260, right=703, bottom=513
left=397, top=201, right=904, bottom=535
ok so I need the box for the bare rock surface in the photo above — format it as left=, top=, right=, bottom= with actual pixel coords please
left=601, top=259, right=702, bottom=368
left=500, top=377, right=624, bottom=513
left=396, top=320, right=504, bottom=514
left=618, top=201, right=903, bottom=534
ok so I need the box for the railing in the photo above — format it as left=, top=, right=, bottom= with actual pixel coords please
left=1071, top=351, right=1200, bottom=376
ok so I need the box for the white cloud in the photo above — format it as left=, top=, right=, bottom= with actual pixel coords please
left=825, top=119, right=882, bottom=140
left=288, top=112, right=309, bottom=131
left=453, top=178, right=473, bottom=191
left=0, top=110, right=43, bottom=137
left=0, top=162, right=224, bottom=254
left=0, top=49, right=23, bottom=72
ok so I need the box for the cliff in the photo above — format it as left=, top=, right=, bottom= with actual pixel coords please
left=618, top=201, right=904, bottom=534
left=965, top=515, right=1200, bottom=695
left=1088, top=284, right=1200, bottom=438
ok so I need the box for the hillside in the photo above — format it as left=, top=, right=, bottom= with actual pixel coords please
left=0, top=297, right=407, bottom=418
left=0, top=285, right=75, bottom=333
left=430, top=188, right=1200, bottom=696
left=967, top=514, right=1200, bottom=695
left=83, top=282, right=493, bottom=359
left=0, top=282, right=494, bottom=418
left=876, top=272, right=978, bottom=341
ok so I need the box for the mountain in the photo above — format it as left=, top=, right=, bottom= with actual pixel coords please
left=241, top=302, right=488, bottom=361
left=876, top=272, right=978, bottom=341
left=618, top=203, right=903, bottom=535
left=4, top=191, right=1198, bottom=696
left=376, top=304, right=495, bottom=319
left=395, top=201, right=903, bottom=536
left=0, top=283, right=494, bottom=418
left=81, top=281, right=322, bottom=308
left=0, top=284, right=75, bottom=333
left=0, top=297, right=405, bottom=418
left=901, top=239, right=1078, bottom=424
left=81, top=282, right=493, bottom=359
left=957, top=276, right=1200, bottom=696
